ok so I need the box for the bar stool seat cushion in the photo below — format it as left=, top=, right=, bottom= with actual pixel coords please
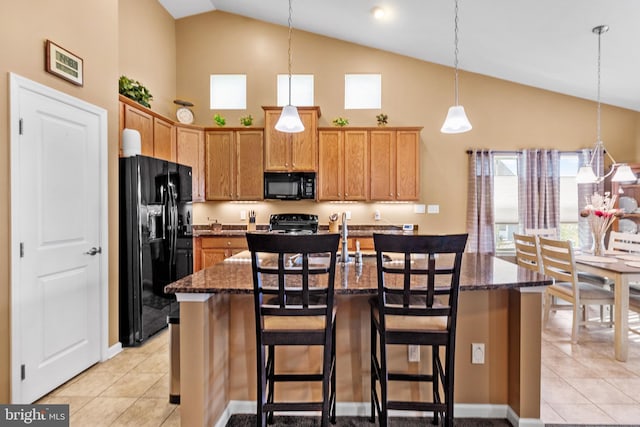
left=264, top=307, right=337, bottom=330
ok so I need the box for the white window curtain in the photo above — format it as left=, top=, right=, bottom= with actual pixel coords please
left=518, top=149, right=560, bottom=232
left=577, top=148, right=604, bottom=250
left=466, top=150, right=495, bottom=254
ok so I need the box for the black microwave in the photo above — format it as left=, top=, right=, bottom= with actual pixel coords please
left=264, top=172, right=316, bottom=200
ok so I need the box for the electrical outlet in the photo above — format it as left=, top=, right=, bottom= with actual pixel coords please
left=472, top=343, right=485, bottom=364
left=345, top=211, right=351, bottom=220
left=240, top=210, right=247, bottom=220
left=427, top=204, right=440, bottom=214
left=408, top=345, right=420, bottom=362
left=414, top=204, right=426, bottom=214
left=374, top=210, right=381, bottom=221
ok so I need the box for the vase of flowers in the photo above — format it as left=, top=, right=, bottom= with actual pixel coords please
left=580, top=192, right=621, bottom=256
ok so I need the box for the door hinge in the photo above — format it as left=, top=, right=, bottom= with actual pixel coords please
left=21, top=364, right=25, bottom=381
left=20, top=242, right=24, bottom=258
left=19, top=118, right=23, bottom=135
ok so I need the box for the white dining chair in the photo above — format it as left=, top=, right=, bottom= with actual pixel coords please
left=513, top=233, right=542, bottom=273
left=539, top=236, right=615, bottom=343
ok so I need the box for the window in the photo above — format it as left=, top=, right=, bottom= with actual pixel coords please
left=493, top=152, right=580, bottom=254
left=210, top=74, right=246, bottom=109
left=344, top=74, right=381, bottom=109
left=277, top=74, right=314, bottom=106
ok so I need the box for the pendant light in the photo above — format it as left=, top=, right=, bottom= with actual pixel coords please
left=441, top=0, right=472, bottom=134
left=576, top=25, right=636, bottom=184
left=275, top=0, right=304, bottom=133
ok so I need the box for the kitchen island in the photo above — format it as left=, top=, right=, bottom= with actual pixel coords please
left=165, top=251, right=551, bottom=427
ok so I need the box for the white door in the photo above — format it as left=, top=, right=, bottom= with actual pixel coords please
left=10, top=74, right=108, bottom=403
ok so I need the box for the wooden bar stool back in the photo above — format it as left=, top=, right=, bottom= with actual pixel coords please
left=369, top=233, right=468, bottom=427
left=246, top=232, right=340, bottom=427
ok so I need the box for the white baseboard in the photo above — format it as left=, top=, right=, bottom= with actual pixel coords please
left=105, top=342, right=122, bottom=360
left=215, top=400, right=542, bottom=426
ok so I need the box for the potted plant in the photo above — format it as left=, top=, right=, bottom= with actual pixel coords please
left=119, top=75, right=153, bottom=108
left=332, top=117, right=349, bottom=127
left=240, top=114, right=253, bottom=126
left=213, top=113, right=226, bottom=127
left=376, top=113, right=388, bottom=127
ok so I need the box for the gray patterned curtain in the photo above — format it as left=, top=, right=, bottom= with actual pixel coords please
left=466, top=150, right=495, bottom=254
left=578, top=148, right=604, bottom=250
left=518, top=149, right=560, bottom=232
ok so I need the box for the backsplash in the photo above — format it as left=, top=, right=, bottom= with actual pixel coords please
left=193, top=201, right=424, bottom=229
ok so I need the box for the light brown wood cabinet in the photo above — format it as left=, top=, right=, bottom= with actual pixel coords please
left=205, top=129, right=264, bottom=201
left=263, top=106, right=320, bottom=171
left=120, top=95, right=177, bottom=162
left=153, top=117, right=176, bottom=162
left=370, top=128, right=420, bottom=201
left=194, top=236, right=248, bottom=272
left=121, top=102, right=154, bottom=156
left=318, top=129, right=368, bottom=201
left=176, top=127, right=205, bottom=202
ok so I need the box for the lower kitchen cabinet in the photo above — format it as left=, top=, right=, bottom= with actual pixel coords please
left=194, top=236, right=248, bottom=272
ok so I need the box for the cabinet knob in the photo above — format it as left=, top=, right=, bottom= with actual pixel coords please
left=345, top=193, right=348, bottom=197
left=227, top=241, right=231, bottom=246
left=389, top=193, right=393, bottom=196
left=338, top=193, right=341, bottom=197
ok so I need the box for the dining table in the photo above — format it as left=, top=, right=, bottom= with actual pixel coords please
left=575, top=252, right=640, bottom=361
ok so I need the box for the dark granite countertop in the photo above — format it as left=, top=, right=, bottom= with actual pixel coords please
left=165, top=252, right=551, bottom=295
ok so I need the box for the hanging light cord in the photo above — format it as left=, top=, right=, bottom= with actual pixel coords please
left=287, top=0, right=293, bottom=106
left=453, top=0, right=460, bottom=106
left=587, top=25, right=617, bottom=174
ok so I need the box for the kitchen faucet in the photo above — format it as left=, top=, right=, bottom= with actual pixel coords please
left=341, top=212, right=350, bottom=263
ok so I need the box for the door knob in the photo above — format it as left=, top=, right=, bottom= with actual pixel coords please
left=85, top=247, right=102, bottom=256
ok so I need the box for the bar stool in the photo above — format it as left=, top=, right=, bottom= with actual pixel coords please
left=246, top=232, right=340, bottom=427
left=369, top=233, right=468, bottom=427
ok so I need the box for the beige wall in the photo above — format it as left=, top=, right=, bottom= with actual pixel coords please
left=176, top=11, right=640, bottom=232
left=119, top=0, right=177, bottom=118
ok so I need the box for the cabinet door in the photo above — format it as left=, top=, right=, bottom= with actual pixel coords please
left=264, top=110, right=290, bottom=171
left=123, top=103, right=153, bottom=156
left=205, top=131, right=234, bottom=200
left=318, top=130, right=343, bottom=200
left=176, top=127, right=205, bottom=202
left=369, top=130, right=395, bottom=201
left=201, top=248, right=226, bottom=270
left=153, top=117, right=176, bottom=162
left=290, top=110, right=317, bottom=171
left=395, top=130, right=420, bottom=200
left=344, top=130, right=368, bottom=200
left=236, top=130, right=264, bottom=200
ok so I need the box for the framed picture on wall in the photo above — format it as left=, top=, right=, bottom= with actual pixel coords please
left=45, top=40, right=83, bottom=86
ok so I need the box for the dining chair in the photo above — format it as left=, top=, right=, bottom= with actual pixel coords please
left=246, top=232, right=340, bottom=427
left=607, top=231, right=640, bottom=294
left=369, top=233, right=468, bottom=427
left=513, top=232, right=542, bottom=272
left=539, top=236, right=615, bottom=343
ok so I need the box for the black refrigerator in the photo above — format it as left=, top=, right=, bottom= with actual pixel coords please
left=119, top=155, right=193, bottom=346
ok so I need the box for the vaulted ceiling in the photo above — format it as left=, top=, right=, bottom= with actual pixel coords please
left=158, top=0, right=640, bottom=111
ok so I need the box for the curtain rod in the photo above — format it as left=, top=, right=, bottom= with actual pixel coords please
left=465, top=149, right=586, bottom=155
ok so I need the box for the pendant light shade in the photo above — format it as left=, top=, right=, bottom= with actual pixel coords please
left=275, top=104, right=305, bottom=133
left=441, top=0, right=472, bottom=134
left=578, top=25, right=636, bottom=184
left=611, top=164, right=637, bottom=183
left=276, top=0, right=304, bottom=134
left=441, top=105, right=472, bottom=134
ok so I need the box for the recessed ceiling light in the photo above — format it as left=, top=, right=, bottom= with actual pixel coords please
left=371, top=6, right=385, bottom=20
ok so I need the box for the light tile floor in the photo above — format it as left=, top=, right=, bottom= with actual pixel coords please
left=540, top=308, right=640, bottom=425
left=36, top=310, right=640, bottom=426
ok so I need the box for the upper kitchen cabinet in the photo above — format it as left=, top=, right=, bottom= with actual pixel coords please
left=318, top=128, right=368, bottom=201
left=205, top=129, right=264, bottom=201
left=153, top=117, right=176, bottom=162
left=369, top=128, right=421, bottom=201
left=119, top=95, right=177, bottom=162
left=263, top=106, right=321, bottom=172
left=176, top=126, right=205, bottom=202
